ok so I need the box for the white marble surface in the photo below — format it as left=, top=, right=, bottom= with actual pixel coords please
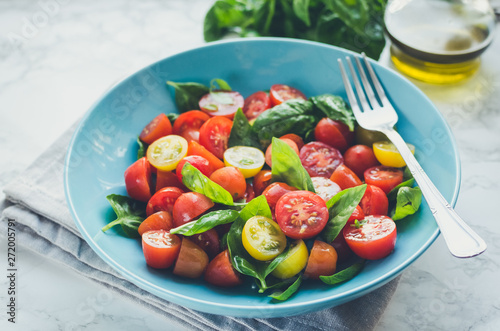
left=0, top=0, right=499, bottom=330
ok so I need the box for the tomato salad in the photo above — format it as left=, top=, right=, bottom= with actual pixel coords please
left=102, top=79, right=423, bottom=301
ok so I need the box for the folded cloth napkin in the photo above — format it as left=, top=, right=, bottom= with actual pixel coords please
left=0, top=123, right=400, bottom=331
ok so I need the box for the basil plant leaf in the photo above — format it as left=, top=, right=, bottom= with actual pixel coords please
left=320, top=261, right=365, bottom=285
left=170, top=210, right=239, bottom=236
left=101, top=194, right=146, bottom=238
left=322, top=184, right=367, bottom=243
left=210, top=78, right=232, bottom=91
left=166, top=81, right=209, bottom=113
left=310, top=94, right=356, bottom=131
left=269, top=274, right=303, bottom=301
left=391, top=186, right=422, bottom=221
left=136, top=136, right=147, bottom=160
left=181, top=162, right=234, bottom=205
left=228, top=108, right=262, bottom=149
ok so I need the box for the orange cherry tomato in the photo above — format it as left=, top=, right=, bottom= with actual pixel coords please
left=142, top=230, right=181, bottom=269
left=209, top=167, right=246, bottom=200
left=173, top=237, right=209, bottom=278
left=304, top=240, right=338, bottom=279
left=138, top=211, right=174, bottom=236
left=139, top=113, right=172, bottom=145
left=330, top=164, right=363, bottom=190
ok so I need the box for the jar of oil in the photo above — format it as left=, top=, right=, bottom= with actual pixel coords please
left=384, top=0, right=496, bottom=84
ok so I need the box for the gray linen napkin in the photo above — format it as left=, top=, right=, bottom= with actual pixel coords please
left=0, top=123, right=400, bottom=330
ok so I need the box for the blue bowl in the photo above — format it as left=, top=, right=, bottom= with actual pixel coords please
left=64, top=38, right=460, bottom=318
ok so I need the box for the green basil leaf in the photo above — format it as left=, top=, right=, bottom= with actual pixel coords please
left=387, top=177, right=415, bottom=201
left=166, top=113, right=179, bottom=126
left=310, top=94, right=356, bottom=131
left=322, top=184, right=367, bottom=243
left=136, top=137, right=147, bottom=160
left=166, top=81, right=209, bottom=113
left=181, top=162, right=234, bottom=205
left=170, top=210, right=239, bottom=236
left=239, top=195, right=272, bottom=221
left=271, top=137, right=315, bottom=192
left=391, top=186, right=422, bottom=221
left=102, top=194, right=146, bottom=238
left=269, top=274, right=302, bottom=301
left=210, top=78, right=232, bottom=91
left=320, top=261, right=365, bottom=285
left=293, top=0, right=311, bottom=26
left=254, top=0, right=276, bottom=34
left=256, top=277, right=296, bottom=293
left=228, top=108, right=262, bottom=149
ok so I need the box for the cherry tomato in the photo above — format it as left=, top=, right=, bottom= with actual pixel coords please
left=360, top=184, right=389, bottom=216
left=146, top=187, right=183, bottom=216
left=373, top=141, right=416, bottom=168
left=311, top=177, right=341, bottom=203
left=124, top=157, right=152, bottom=202
left=349, top=205, right=365, bottom=224
left=173, top=237, right=209, bottom=278
left=299, top=141, right=344, bottom=178
left=343, top=215, right=397, bottom=260
left=269, top=84, right=306, bottom=106
left=172, top=192, right=214, bottom=227
left=275, top=191, right=329, bottom=239
left=187, top=140, right=225, bottom=172
left=142, top=230, right=181, bottom=269
left=242, top=91, right=271, bottom=120
left=199, top=116, right=233, bottom=159
left=172, top=110, right=210, bottom=143
left=189, top=229, right=220, bottom=259
left=330, top=232, right=353, bottom=263
left=271, top=239, right=309, bottom=279
left=204, top=250, right=243, bottom=287
left=139, top=113, right=173, bottom=145
left=209, top=167, right=247, bottom=200
left=147, top=135, right=188, bottom=171
left=265, top=138, right=299, bottom=168
left=314, top=118, right=354, bottom=153
left=364, top=166, right=404, bottom=194
left=243, top=179, right=255, bottom=202
left=175, top=155, right=212, bottom=182
left=223, top=146, right=265, bottom=178
left=343, top=145, right=380, bottom=178
left=253, top=170, right=272, bottom=196
left=262, top=182, right=297, bottom=213
left=304, top=240, right=338, bottom=279
left=330, top=164, right=363, bottom=190
left=155, top=170, right=187, bottom=192
left=242, top=216, right=287, bottom=261
left=199, top=91, right=244, bottom=119
left=280, top=133, right=304, bottom=150
left=138, top=211, right=174, bottom=236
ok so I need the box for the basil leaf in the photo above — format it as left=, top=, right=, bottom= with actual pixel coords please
left=256, top=277, right=295, bottom=293
left=101, top=194, right=146, bottom=238
left=136, top=137, right=147, bottom=159
left=181, top=162, right=234, bottom=205
left=269, top=274, right=302, bottom=301
left=166, top=113, right=179, bottom=126
left=322, top=184, right=367, bottom=243
left=293, top=0, right=311, bottom=26
left=170, top=210, right=239, bottom=236
left=228, top=108, right=262, bottom=149
left=167, top=81, right=209, bottom=113
left=310, top=94, right=356, bottom=131
left=387, top=177, right=415, bottom=201
left=252, top=99, right=319, bottom=148
left=239, top=195, right=273, bottom=221
left=391, top=186, right=422, bottom=221
left=210, top=78, right=232, bottom=91
left=320, top=261, right=365, bottom=285
left=271, top=137, right=315, bottom=192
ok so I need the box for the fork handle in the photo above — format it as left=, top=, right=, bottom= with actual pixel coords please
left=382, top=128, right=487, bottom=258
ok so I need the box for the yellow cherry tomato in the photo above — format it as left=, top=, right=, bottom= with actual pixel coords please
left=223, top=146, right=265, bottom=178
left=271, top=239, right=309, bottom=279
left=146, top=135, right=188, bottom=171
left=373, top=141, right=415, bottom=168
left=242, top=216, right=286, bottom=261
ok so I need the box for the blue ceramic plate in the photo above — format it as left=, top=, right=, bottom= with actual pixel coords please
left=64, top=38, right=460, bottom=318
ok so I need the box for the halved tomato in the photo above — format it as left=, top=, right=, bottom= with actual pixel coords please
left=270, top=84, right=306, bottom=106
left=304, top=240, right=338, bottom=279
left=146, top=187, right=183, bottom=216
left=124, top=157, right=152, bottom=202
left=271, top=239, right=309, bottom=279
left=142, top=230, right=181, bottom=269
left=242, top=91, right=271, bottom=120
left=373, top=141, right=415, bottom=168
left=364, top=165, right=404, bottom=194
left=242, top=216, right=287, bottom=261
left=300, top=141, right=344, bottom=178
left=223, top=146, right=265, bottom=178
left=187, top=140, right=225, bottom=172
left=139, top=113, right=172, bottom=145
left=147, top=135, right=188, bottom=171
left=189, top=229, right=220, bottom=259
left=199, top=91, right=244, bottom=119
left=262, top=182, right=297, bottom=213
left=172, top=192, right=214, bottom=227
left=138, top=211, right=174, bottom=236
left=172, top=110, right=210, bottom=143
left=173, top=237, right=209, bottom=278
left=253, top=170, right=273, bottom=196
left=199, top=116, right=233, bottom=159
left=205, top=250, right=243, bottom=287
left=311, top=177, right=341, bottom=203
left=330, top=164, right=363, bottom=190
left=360, top=184, right=389, bottom=216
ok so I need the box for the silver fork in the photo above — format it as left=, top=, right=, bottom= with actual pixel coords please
left=338, top=53, right=487, bottom=258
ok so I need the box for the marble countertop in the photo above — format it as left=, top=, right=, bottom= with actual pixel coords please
left=1, top=1, right=499, bottom=330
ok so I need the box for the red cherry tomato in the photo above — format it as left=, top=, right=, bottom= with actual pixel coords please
left=139, top=113, right=172, bottom=145
left=304, top=240, right=338, bottom=279
left=204, top=250, right=243, bottom=287
left=189, top=229, right=220, bottom=259
left=155, top=170, right=187, bottom=192
left=280, top=133, right=305, bottom=150
left=173, top=237, right=209, bottom=278
left=142, top=230, right=181, bottom=269
left=124, top=157, right=152, bottom=202
left=300, top=141, right=344, bottom=178
left=172, top=192, right=215, bottom=227
left=253, top=170, right=272, bottom=196
left=269, top=84, right=307, bottom=106
left=187, top=140, right=225, bottom=173
left=275, top=191, right=329, bottom=239
left=344, top=145, right=380, bottom=178
left=138, top=211, right=174, bottom=236
left=199, top=91, right=244, bottom=119
left=314, top=118, right=354, bottom=153
left=209, top=167, right=246, bottom=200
left=343, top=215, right=397, bottom=260
left=243, top=180, right=255, bottom=202
left=175, top=155, right=212, bottom=182
left=199, top=116, right=233, bottom=160
left=265, top=138, right=299, bottom=168
left=311, top=177, right=341, bottom=203
left=172, top=110, right=210, bottom=143
left=330, top=164, right=363, bottom=190
left=348, top=205, right=365, bottom=224
left=364, top=166, right=404, bottom=194
left=330, top=232, right=353, bottom=263
left=360, top=184, right=389, bottom=216
left=262, top=182, right=297, bottom=213
left=242, top=91, right=271, bottom=120
left=146, top=187, right=183, bottom=216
